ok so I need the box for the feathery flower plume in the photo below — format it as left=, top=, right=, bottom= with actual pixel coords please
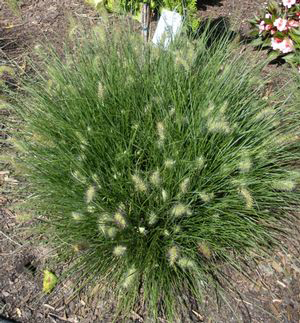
left=164, top=159, right=175, bottom=169
left=113, top=245, right=127, bottom=256
left=164, top=229, right=170, bottom=236
left=73, top=244, right=81, bottom=252
left=197, top=243, right=212, bottom=259
left=178, top=257, right=195, bottom=269
left=255, top=107, right=276, bottom=121
left=171, top=203, right=192, bottom=217
left=157, top=121, right=165, bottom=142
left=150, top=170, right=161, bottom=187
left=179, top=178, right=190, bottom=194
left=203, top=101, right=215, bottom=117
left=114, top=211, right=126, bottom=229
left=107, top=227, right=117, bottom=239
left=148, top=212, right=157, bottom=225
left=274, top=134, right=299, bottom=146
left=87, top=205, right=96, bottom=213
left=239, top=156, right=252, bottom=173
left=239, top=187, right=253, bottom=209
left=118, top=203, right=126, bottom=212
left=73, top=243, right=88, bottom=252
left=71, top=212, right=83, bottom=221
left=97, top=212, right=111, bottom=235
left=144, top=104, right=151, bottom=113
left=138, top=227, right=146, bottom=235
left=207, top=118, right=231, bottom=134
left=131, top=174, right=147, bottom=193
left=78, top=153, right=86, bottom=161
left=199, top=191, right=214, bottom=203
left=272, top=180, right=296, bottom=191
left=169, top=107, right=176, bottom=117
left=86, top=185, right=96, bottom=204
left=122, top=266, right=136, bottom=289
left=162, top=189, right=168, bottom=202
left=168, top=246, right=178, bottom=266
left=195, top=156, right=205, bottom=170
left=98, top=81, right=104, bottom=97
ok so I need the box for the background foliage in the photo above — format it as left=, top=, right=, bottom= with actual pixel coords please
left=86, top=0, right=199, bottom=30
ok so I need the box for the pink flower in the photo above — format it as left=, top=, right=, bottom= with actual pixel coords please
left=265, top=24, right=273, bottom=31
left=265, top=13, right=272, bottom=19
left=288, top=20, right=300, bottom=28
left=271, top=37, right=284, bottom=51
left=282, top=0, right=296, bottom=8
left=280, top=38, right=294, bottom=53
left=259, top=20, right=265, bottom=34
left=271, top=37, right=294, bottom=53
left=274, top=18, right=288, bottom=31
left=271, top=29, right=276, bottom=35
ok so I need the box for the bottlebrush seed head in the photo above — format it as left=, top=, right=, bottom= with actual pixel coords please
left=71, top=212, right=83, bottom=221
left=131, top=174, right=147, bottom=193
left=162, top=189, right=168, bottom=202
left=122, top=266, right=136, bottom=289
left=239, top=187, right=253, bottom=209
left=113, top=245, right=127, bottom=256
left=179, top=178, right=190, bottom=194
left=272, top=180, right=296, bottom=191
left=171, top=203, right=192, bottom=217
left=86, top=185, right=96, bottom=204
left=178, top=257, right=195, bottom=269
left=168, top=246, right=178, bottom=266
left=114, top=211, right=126, bottom=229
left=199, top=191, right=214, bottom=203
left=164, top=159, right=175, bottom=169
left=150, top=170, right=161, bottom=187
left=239, top=157, right=252, bottom=173
left=195, top=156, right=205, bottom=170
left=148, top=212, right=157, bottom=225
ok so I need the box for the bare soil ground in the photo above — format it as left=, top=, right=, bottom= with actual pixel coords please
left=1, top=0, right=300, bottom=322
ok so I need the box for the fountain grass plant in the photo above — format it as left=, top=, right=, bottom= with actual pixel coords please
left=11, top=22, right=300, bottom=321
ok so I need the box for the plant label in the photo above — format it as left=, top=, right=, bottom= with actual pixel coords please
left=152, top=10, right=182, bottom=48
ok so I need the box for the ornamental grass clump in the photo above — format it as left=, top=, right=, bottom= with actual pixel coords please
left=13, top=24, right=300, bottom=321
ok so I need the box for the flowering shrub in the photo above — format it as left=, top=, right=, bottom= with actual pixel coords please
left=250, top=0, right=300, bottom=69
left=13, top=25, right=300, bottom=321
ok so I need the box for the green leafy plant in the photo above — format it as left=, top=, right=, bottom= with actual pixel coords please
left=86, top=0, right=198, bottom=30
left=12, top=24, right=300, bottom=321
left=250, top=0, right=300, bottom=70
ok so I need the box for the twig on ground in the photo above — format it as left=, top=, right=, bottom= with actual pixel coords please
left=192, top=310, right=204, bottom=321
left=131, top=310, right=144, bottom=322
left=49, top=313, right=77, bottom=323
left=0, top=229, right=22, bottom=246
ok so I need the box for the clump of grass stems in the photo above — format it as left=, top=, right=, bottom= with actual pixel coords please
left=11, top=22, right=300, bottom=321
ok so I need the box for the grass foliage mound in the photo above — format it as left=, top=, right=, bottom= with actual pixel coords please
left=14, top=25, right=300, bottom=320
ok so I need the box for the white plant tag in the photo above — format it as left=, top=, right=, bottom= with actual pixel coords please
left=152, top=10, right=183, bottom=48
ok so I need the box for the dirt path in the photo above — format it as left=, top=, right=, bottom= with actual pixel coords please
left=1, top=0, right=300, bottom=322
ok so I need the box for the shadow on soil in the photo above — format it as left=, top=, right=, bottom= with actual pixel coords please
left=193, top=17, right=237, bottom=45
left=197, top=0, right=224, bottom=10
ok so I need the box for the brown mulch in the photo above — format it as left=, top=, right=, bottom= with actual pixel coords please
left=1, top=0, right=300, bottom=322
